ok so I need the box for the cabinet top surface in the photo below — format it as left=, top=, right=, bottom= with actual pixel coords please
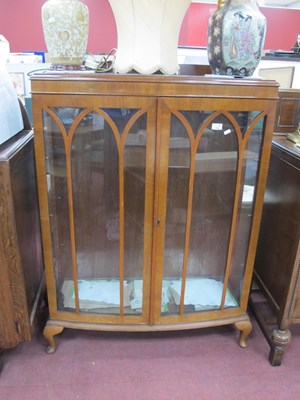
left=30, top=72, right=279, bottom=99
left=272, top=135, right=300, bottom=161
left=0, top=130, right=33, bottom=162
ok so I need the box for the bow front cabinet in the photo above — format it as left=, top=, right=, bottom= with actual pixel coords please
left=31, top=73, right=278, bottom=352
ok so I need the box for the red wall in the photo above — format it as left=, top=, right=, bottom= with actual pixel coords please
left=0, top=0, right=117, bottom=53
left=181, top=3, right=300, bottom=50
left=0, top=1, right=299, bottom=54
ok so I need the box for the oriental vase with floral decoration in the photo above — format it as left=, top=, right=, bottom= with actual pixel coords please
left=207, top=0, right=266, bottom=77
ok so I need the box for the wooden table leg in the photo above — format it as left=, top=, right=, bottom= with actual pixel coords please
left=269, top=328, right=291, bottom=367
left=0, top=350, right=4, bottom=373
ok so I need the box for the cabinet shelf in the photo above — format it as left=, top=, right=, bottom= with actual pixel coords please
left=59, top=277, right=238, bottom=315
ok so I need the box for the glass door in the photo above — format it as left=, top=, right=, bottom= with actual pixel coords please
left=38, top=96, right=156, bottom=323
left=152, top=98, right=266, bottom=323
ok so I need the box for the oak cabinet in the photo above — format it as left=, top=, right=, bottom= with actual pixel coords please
left=251, top=136, right=300, bottom=366
left=31, top=73, right=278, bottom=352
left=273, top=89, right=300, bottom=134
left=0, top=130, right=44, bottom=352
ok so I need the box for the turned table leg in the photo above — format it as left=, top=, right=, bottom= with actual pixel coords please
left=235, top=319, right=253, bottom=348
left=0, top=350, right=4, bottom=373
left=43, top=323, right=64, bottom=354
left=269, top=328, right=291, bottom=367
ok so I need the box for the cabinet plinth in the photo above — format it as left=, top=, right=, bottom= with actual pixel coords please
left=31, top=73, right=278, bottom=352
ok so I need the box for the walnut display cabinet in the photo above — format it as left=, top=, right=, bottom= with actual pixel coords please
left=31, top=73, right=278, bottom=353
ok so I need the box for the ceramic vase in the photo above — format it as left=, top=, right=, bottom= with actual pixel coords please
left=108, top=0, right=192, bottom=75
left=42, top=0, right=89, bottom=70
left=207, top=0, right=266, bottom=77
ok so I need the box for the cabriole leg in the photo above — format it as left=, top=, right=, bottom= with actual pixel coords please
left=235, top=319, right=253, bottom=348
left=43, top=323, right=64, bottom=354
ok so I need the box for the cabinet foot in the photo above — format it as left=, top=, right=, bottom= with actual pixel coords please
left=43, top=323, right=64, bottom=354
left=235, top=319, right=253, bottom=348
left=268, top=328, right=291, bottom=366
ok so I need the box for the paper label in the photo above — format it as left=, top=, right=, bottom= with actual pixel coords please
left=212, top=123, right=223, bottom=130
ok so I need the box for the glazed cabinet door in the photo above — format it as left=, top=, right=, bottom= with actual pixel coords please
left=151, top=97, right=272, bottom=325
left=34, top=95, right=156, bottom=325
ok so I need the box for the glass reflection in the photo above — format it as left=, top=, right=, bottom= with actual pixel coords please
left=161, top=110, right=263, bottom=315
left=44, top=107, right=147, bottom=316
left=229, top=116, right=264, bottom=302
left=71, top=110, right=120, bottom=315
left=43, top=110, right=73, bottom=311
left=123, top=114, right=147, bottom=314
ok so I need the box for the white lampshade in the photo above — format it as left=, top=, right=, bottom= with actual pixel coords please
left=109, top=0, right=192, bottom=74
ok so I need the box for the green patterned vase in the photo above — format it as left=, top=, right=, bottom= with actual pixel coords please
left=207, top=0, right=266, bottom=77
